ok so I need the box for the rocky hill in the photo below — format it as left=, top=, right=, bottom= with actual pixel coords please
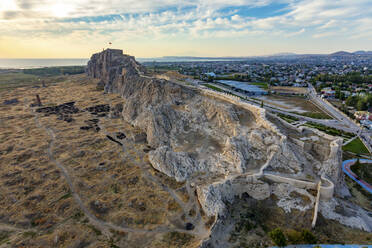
left=87, top=49, right=372, bottom=245
left=1, top=50, right=370, bottom=248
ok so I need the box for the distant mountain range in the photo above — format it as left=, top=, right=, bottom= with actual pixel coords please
left=266, top=51, right=372, bottom=57
left=161, top=51, right=372, bottom=59
left=330, top=51, right=372, bottom=56
left=352, top=51, right=372, bottom=55
left=269, top=51, right=372, bottom=57
left=139, top=51, right=372, bottom=63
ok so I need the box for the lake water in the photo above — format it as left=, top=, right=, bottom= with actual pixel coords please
left=0, top=59, right=89, bottom=69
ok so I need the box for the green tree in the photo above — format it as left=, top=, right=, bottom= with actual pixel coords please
left=207, top=76, right=214, bottom=82
left=345, top=95, right=358, bottom=108
left=356, top=99, right=367, bottom=111
left=340, top=92, right=345, bottom=101
left=366, top=95, right=372, bottom=109
left=286, top=229, right=302, bottom=244
left=301, top=229, right=317, bottom=244
left=351, top=159, right=362, bottom=179
left=269, top=228, right=287, bottom=247
left=335, top=88, right=341, bottom=99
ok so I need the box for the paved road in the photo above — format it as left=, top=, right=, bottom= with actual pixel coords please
left=342, top=159, right=372, bottom=194
left=205, top=83, right=355, bottom=133
left=308, top=83, right=372, bottom=152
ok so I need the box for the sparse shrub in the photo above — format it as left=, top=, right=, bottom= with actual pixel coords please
left=58, top=192, right=72, bottom=201
left=96, top=81, right=105, bottom=91
left=87, top=224, right=102, bottom=236
left=110, top=184, right=120, bottom=194
left=72, top=211, right=84, bottom=221
left=0, top=231, right=10, bottom=244
left=108, top=237, right=120, bottom=248
left=167, top=199, right=180, bottom=211
left=23, top=231, right=37, bottom=238
left=286, top=229, right=302, bottom=244
left=32, top=217, right=48, bottom=226
left=269, top=228, right=287, bottom=247
left=162, top=231, right=194, bottom=247
left=301, top=229, right=317, bottom=244
left=188, top=208, right=196, bottom=217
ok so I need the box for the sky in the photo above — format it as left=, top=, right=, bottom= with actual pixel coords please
left=0, top=0, right=371, bottom=58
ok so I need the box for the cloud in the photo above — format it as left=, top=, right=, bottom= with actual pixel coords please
left=284, top=28, right=305, bottom=37
left=0, top=0, right=371, bottom=57
left=1, top=0, right=280, bottom=19
left=0, top=0, right=370, bottom=37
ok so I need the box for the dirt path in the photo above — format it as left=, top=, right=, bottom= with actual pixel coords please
left=30, top=101, right=207, bottom=242
left=0, top=223, right=38, bottom=248
left=100, top=95, right=210, bottom=239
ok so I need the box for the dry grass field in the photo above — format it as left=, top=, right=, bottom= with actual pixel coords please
left=259, top=95, right=330, bottom=118
left=0, top=75, right=206, bottom=247
left=1, top=74, right=371, bottom=247
left=270, top=86, right=308, bottom=94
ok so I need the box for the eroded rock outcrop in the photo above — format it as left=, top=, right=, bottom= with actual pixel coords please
left=87, top=49, right=365, bottom=233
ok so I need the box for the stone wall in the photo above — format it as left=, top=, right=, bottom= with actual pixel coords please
left=86, top=49, right=344, bottom=219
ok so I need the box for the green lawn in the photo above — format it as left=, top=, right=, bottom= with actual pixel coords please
left=342, top=138, right=370, bottom=154
left=204, top=83, right=224, bottom=92
left=292, top=111, right=331, bottom=119
left=303, top=122, right=355, bottom=140
left=277, top=113, right=299, bottom=123
left=250, top=82, right=268, bottom=90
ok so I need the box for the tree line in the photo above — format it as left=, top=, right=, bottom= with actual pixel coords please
left=313, top=72, right=372, bottom=85
left=345, top=94, right=372, bottom=111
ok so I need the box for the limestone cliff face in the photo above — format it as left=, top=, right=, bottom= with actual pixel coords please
left=87, top=49, right=146, bottom=93
left=87, top=49, right=345, bottom=217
